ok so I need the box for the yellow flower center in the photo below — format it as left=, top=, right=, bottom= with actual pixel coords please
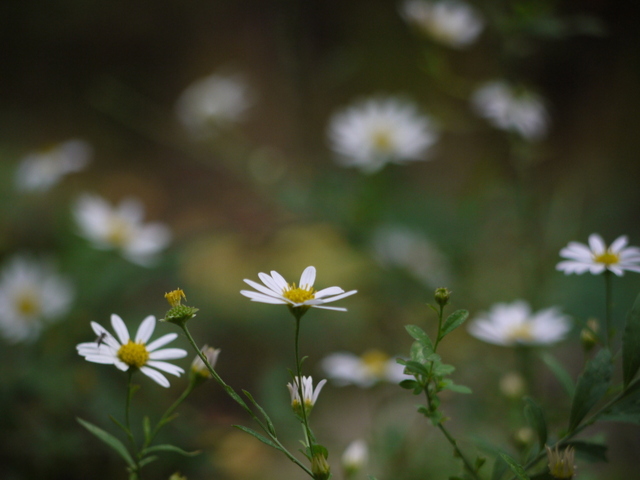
left=117, top=340, right=149, bottom=368
left=593, top=251, right=619, bottom=266
left=282, top=284, right=315, bottom=304
left=16, top=290, right=41, bottom=317
left=106, top=216, right=133, bottom=247
left=361, top=350, right=390, bottom=377
left=165, top=288, right=186, bottom=307
left=506, top=323, right=534, bottom=343
left=371, top=129, right=394, bottom=152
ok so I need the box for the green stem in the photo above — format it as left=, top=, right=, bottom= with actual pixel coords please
left=125, top=371, right=141, bottom=479
left=604, top=270, right=613, bottom=349
left=144, top=382, right=195, bottom=450
left=293, top=313, right=314, bottom=452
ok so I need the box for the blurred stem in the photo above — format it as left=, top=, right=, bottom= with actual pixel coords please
left=515, top=346, right=533, bottom=394
left=604, top=270, right=613, bottom=349
left=125, top=371, right=141, bottom=479
left=144, top=382, right=195, bottom=450
left=293, top=311, right=315, bottom=454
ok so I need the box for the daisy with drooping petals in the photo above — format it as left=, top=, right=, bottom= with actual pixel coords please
left=0, top=255, right=74, bottom=343
left=467, top=300, right=571, bottom=347
left=287, top=376, right=327, bottom=416
left=76, top=314, right=187, bottom=388
left=240, top=266, right=357, bottom=313
left=556, top=234, right=640, bottom=277
left=321, top=350, right=411, bottom=387
left=73, top=194, right=171, bottom=266
left=328, top=97, right=439, bottom=173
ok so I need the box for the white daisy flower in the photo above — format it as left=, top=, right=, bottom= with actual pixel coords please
left=15, top=139, right=92, bottom=192
left=76, top=314, right=187, bottom=388
left=175, top=71, right=253, bottom=136
left=321, top=350, right=410, bottom=388
left=240, top=266, right=357, bottom=312
left=328, top=97, right=439, bottom=173
left=556, top=234, right=640, bottom=277
left=400, top=0, right=484, bottom=48
left=286, top=375, right=327, bottom=416
left=0, top=255, right=74, bottom=343
left=471, top=81, right=548, bottom=140
left=342, top=439, right=368, bottom=476
left=73, top=194, right=171, bottom=266
left=190, top=344, right=221, bottom=379
left=467, top=300, right=571, bottom=347
left=372, top=225, right=452, bottom=288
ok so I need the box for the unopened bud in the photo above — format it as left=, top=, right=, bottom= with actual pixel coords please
left=580, top=319, right=599, bottom=352
left=311, top=452, right=331, bottom=480
left=434, top=287, right=451, bottom=307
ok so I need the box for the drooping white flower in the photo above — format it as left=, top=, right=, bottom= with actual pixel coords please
left=471, top=81, right=548, bottom=140
left=321, top=350, right=410, bottom=387
left=0, top=255, right=74, bottom=343
left=240, top=266, right=357, bottom=312
left=400, top=0, right=484, bottom=48
left=287, top=376, right=327, bottom=416
left=342, top=439, right=368, bottom=476
left=467, top=300, right=571, bottom=347
left=76, top=314, right=187, bottom=388
left=328, top=97, right=439, bottom=173
left=556, top=234, right=640, bottom=277
left=371, top=225, right=452, bottom=288
left=175, top=72, right=253, bottom=136
left=15, top=139, right=92, bottom=192
left=73, top=194, right=171, bottom=266
left=190, top=344, right=221, bottom=378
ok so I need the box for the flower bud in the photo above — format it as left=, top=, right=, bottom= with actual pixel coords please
left=434, top=287, right=451, bottom=307
left=499, top=372, right=525, bottom=399
left=311, top=452, right=331, bottom=480
left=342, top=439, right=368, bottom=477
left=162, top=289, right=199, bottom=326
left=189, top=345, right=221, bottom=386
left=580, top=318, right=599, bottom=352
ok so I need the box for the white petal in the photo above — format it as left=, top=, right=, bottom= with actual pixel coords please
left=588, top=234, right=606, bottom=254
left=269, top=270, right=289, bottom=291
left=317, top=289, right=358, bottom=303
left=240, top=290, right=288, bottom=304
left=609, top=235, right=628, bottom=253
left=111, top=314, right=130, bottom=344
left=314, top=286, right=345, bottom=298
left=149, top=348, right=188, bottom=360
left=140, top=366, right=170, bottom=387
left=146, top=332, right=178, bottom=352
left=82, top=355, right=117, bottom=364
left=299, top=266, right=316, bottom=289
left=258, top=272, right=285, bottom=294
left=312, top=305, right=348, bottom=311
left=135, top=315, right=156, bottom=343
left=146, top=360, right=184, bottom=376
left=244, top=278, right=281, bottom=297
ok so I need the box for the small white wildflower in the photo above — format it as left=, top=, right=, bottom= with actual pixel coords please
left=76, top=314, right=187, bottom=388
left=286, top=376, right=327, bottom=416
left=400, top=0, right=484, bottom=48
left=15, top=139, right=92, bottom=192
left=0, top=256, right=74, bottom=343
left=191, top=344, right=221, bottom=379
left=557, top=233, right=640, bottom=277
left=73, top=194, right=171, bottom=266
left=342, top=439, right=368, bottom=476
left=471, top=81, right=548, bottom=140
left=328, top=97, right=439, bottom=173
left=467, top=300, right=571, bottom=347
left=321, top=350, right=410, bottom=387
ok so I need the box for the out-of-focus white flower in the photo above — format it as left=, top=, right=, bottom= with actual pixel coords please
left=556, top=234, right=640, bottom=277
left=191, top=344, right=221, bottom=378
left=76, top=314, right=187, bottom=388
left=342, top=439, right=368, bottom=476
left=287, top=376, right=327, bottom=416
left=471, top=81, right=548, bottom=140
left=546, top=445, right=576, bottom=479
left=372, top=225, right=451, bottom=288
left=15, top=139, right=92, bottom=192
left=0, top=256, right=74, bottom=343
left=321, top=350, right=410, bottom=387
left=175, top=72, right=253, bottom=136
left=400, top=0, right=484, bottom=48
left=241, top=266, right=357, bottom=313
left=328, top=97, right=439, bottom=173
left=73, top=194, right=171, bottom=266
left=467, top=300, right=571, bottom=347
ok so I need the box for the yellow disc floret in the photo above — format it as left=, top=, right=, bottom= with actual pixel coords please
left=361, top=350, right=390, bottom=378
left=117, top=340, right=150, bottom=368
left=282, top=283, right=315, bottom=304
left=593, top=251, right=619, bottom=266
left=372, top=128, right=394, bottom=153
left=16, top=289, right=41, bottom=317
left=106, top=216, right=133, bottom=248
left=165, top=288, right=186, bottom=307
left=506, top=323, right=534, bottom=343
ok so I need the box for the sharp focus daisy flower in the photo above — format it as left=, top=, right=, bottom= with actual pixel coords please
left=400, top=0, right=484, bottom=48
left=73, top=194, right=171, bottom=266
left=467, top=300, right=571, bottom=347
left=240, top=266, right=357, bottom=313
left=321, top=350, right=411, bottom=387
left=286, top=375, right=327, bottom=416
left=15, top=139, right=92, bottom=192
left=327, top=97, right=439, bottom=173
left=471, top=81, right=548, bottom=140
left=0, top=255, right=74, bottom=343
left=556, top=234, right=640, bottom=277
left=76, top=314, right=187, bottom=388
left=175, top=71, right=253, bottom=136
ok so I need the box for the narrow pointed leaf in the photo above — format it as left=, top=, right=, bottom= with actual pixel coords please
left=233, top=425, right=280, bottom=450
left=138, top=455, right=158, bottom=467
left=540, top=352, right=575, bottom=397
left=142, top=444, right=200, bottom=457
left=438, top=309, right=469, bottom=341
left=523, top=396, right=547, bottom=449
left=109, top=415, right=130, bottom=436
left=499, top=453, right=531, bottom=480
left=143, top=416, right=151, bottom=444
left=569, top=348, right=613, bottom=431
left=623, top=292, right=640, bottom=387
left=77, top=417, right=135, bottom=468
left=243, top=390, right=277, bottom=436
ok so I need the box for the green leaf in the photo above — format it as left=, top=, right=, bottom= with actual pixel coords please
left=410, top=340, right=431, bottom=363
left=143, top=416, right=151, bottom=445
left=77, top=417, right=135, bottom=468
left=399, top=379, right=419, bottom=390
left=109, top=415, right=129, bottom=436
left=142, top=444, right=200, bottom=457
left=499, top=453, right=531, bottom=480
left=539, top=352, right=575, bottom=397
left=443, top=382, right=472, bottom=394
left=138, top=455, right=158, bottom=467
left=433, top=363, right=456, bottom=376
left=405, top=325, right=434, bottom=351
left=242, top=390, right=277, bottom=436
left=567, top=440, right=608, bottom=462
left=491, top=454, right=508, bottom=480
left=569, top=348, right=613, bottom=431
left=403, top=360, right=431, bottom=377
left=233, top=425, right=280, bottom=450
left=599, top=378, right=640, bottom=424
left=623, top=292, right=640, bottom=387
left=438, top=309, right=469, bottom=341
left=523, top=397, right=547, bottom=450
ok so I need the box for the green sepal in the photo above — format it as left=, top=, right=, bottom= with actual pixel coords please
left=438, top=309, right=469, bottom=342
left=141, top=444, right=200, bottom=457
left=162, top=305, right=199, bottom=326
left=233, top=424, right=280, bottom=450
left=242, top=390, right=277, bottom=436
left=569, top=348, right=613, bottom=431
left=623, top=292, right=640, bottom=387
left=405, top=325, right=434, bottom=352
left=523, top=396, right=547, bottom=450
left=77, top=417, right=135, bottom=469
left=498, top=452, right=531, bottom=480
